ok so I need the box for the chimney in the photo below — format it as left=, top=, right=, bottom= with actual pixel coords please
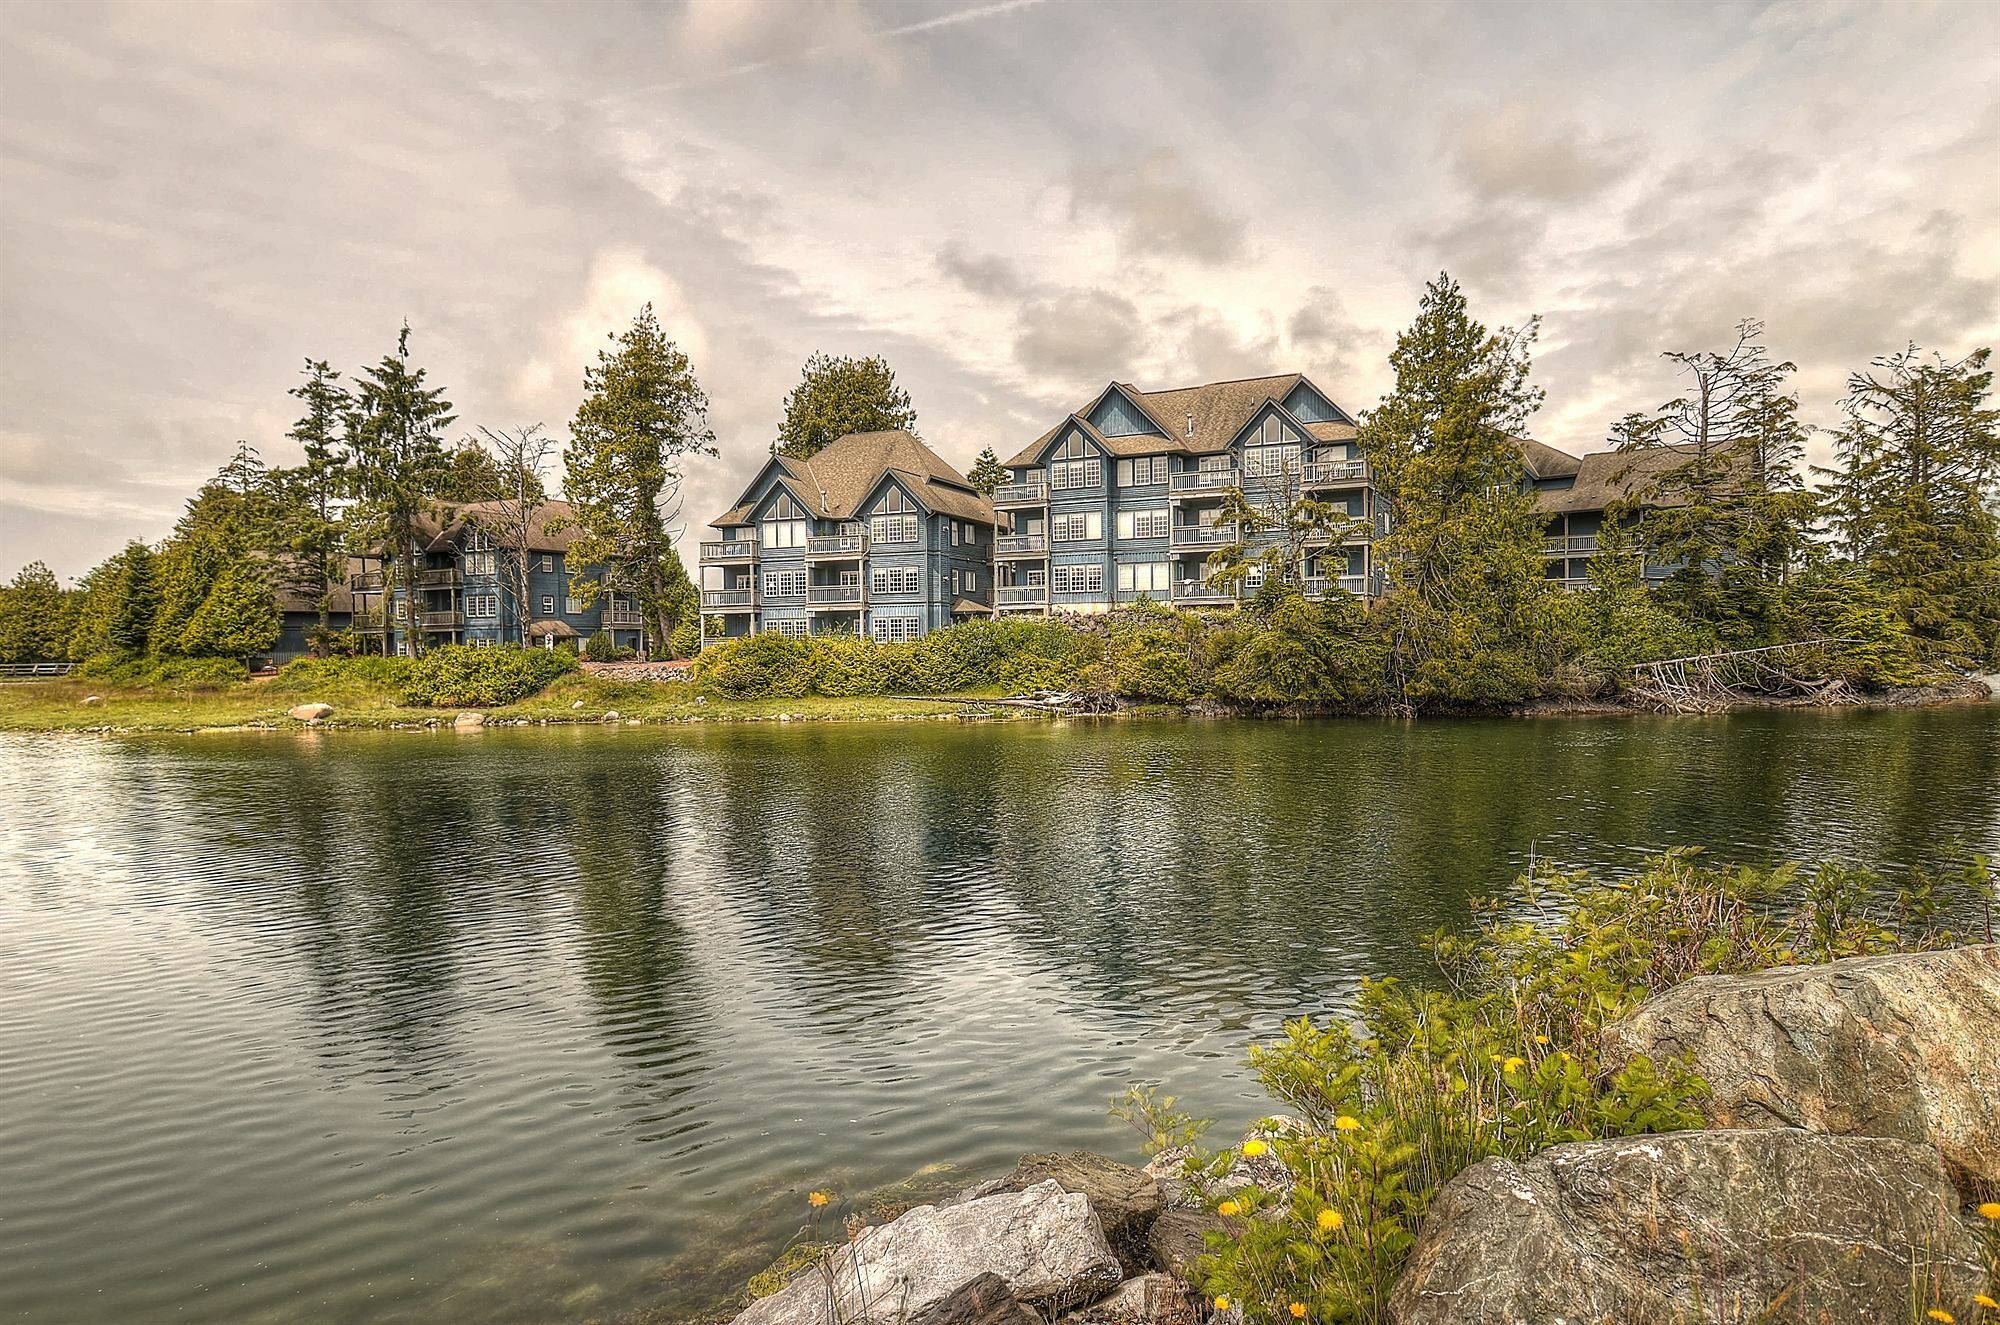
left=1185, top=411, right=1194, bottom=438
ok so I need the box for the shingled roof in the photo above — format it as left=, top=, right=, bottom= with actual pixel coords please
left=710, top=430, right=996, bottom=529
left=1534, top=444, right=1722, bottom=515
left=1006, top=373, right=1346, bottom=467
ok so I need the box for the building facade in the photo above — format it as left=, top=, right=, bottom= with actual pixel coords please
left=991, top=373, right=1382, bottom=615
left=699, top=430, right=996, bottom=643
left=1525, top=442, right=1700, bottom=589
left=350, top=500, right=649, bottom=654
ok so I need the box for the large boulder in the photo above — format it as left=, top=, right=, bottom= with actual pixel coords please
left=910, top=1273, right=1041, bottom=1325
left=287, top=702, right=333, bottom=721
left=732, top=1179, right=1122, bottom=1325
left=1145, top=1207, right=1226, bottom=1282
left=1602, top=945, right=2000, bottom=1191
left=1389, top=1129, right=1982, bottom=1325
left=992, top=1152, right=1163, bottom=1275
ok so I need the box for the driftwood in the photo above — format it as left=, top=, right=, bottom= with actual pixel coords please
left=891, top=690, right=1118, bottom=715
left=1628, top=640, right=1860, bottom=713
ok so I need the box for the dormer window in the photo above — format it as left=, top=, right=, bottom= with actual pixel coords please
left=1050, top=434, right=1102, bottom=491
left=762, top=495, right=806, bottom=549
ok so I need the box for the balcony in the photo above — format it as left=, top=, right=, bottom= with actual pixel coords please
left=995, top=533, right=1047, bottom=557
left=602, top=608, right=647, bottom=627
left=700, top=539, right=758, bottom=562
left=702, top=588, right=756, bottom=611
left=418, top=568, right=462, bottom=589
left=1544, top=535, right=1599, bottom=556
left=1171, top=579, right=1238, bottom=606
left=352, top=610, right=386, bottom=634
left=1302, top=458, right=1371, bottom=487
left=992, top=480, right=1048, bottom=506
left=1169, top=521, right=1239, bottom=550
left=350, top=569, right=385, bottom=591
left=807, top=584, right=863, bottom=607
left=419, top=610, right=465, bottom=630
left=806, top=534, right=868, bottom=559
left=1170, top=468, right=1238, bottom=494
left=1302, top=575, right=1372, bottom=600
left=996, top=584, right=1049, bottom=608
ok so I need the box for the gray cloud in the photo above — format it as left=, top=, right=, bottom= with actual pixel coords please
left=1013, top=288, right=1142, bottom=380
left=1446, top=103, right=1640, bottom=206
left=1068, top=146, right=1248, bottom=267
left=937, top=241, right=1037, bottom=300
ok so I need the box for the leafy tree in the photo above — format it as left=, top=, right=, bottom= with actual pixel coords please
left=773, top=352, right=917, bottom=460
left=1612, top=320, right=1818, bottom=644
left=176, top=558, right=281, bottom=660
left=1206, top=458, right=1368, bottom=597
left=467, top=424, right=554, bottom=645
left=0, top=562, right=71, bottom=663
left=1208, top=590, right=1385, bottom=706
left=563, top=304, right=716, bottom=657
left=1360, top=273, right=1552, bottom=709
left=1817, top=345, right=2000, bottom=663
left=347, top=323, right=456, bottom=656
left=274, top=358, right=352, bottom=638
left=966, top=446, right=1008, bottom=495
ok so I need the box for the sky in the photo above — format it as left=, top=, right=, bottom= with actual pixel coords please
left=2, top=0, right=1996, bottom=581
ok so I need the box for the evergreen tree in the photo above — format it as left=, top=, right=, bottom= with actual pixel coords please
left=436, top=441, right=506, bottom=503
left=0, top=562, right=70, bottom=663
left=348, top=324, right=456, bottom=656
left=176, top=558, right=281, bottom=660
left=277, top=358, right=352, bottom=639
left=1818, top=345, right=2000, bottom=663
left=967, top=446, right=1008, bottom=495
left=68, top=541, right=158, bottom=659
left=1360, top=273, right=1552, bottom=709
left=152, top=527, right=234, bottom=653
left=773, top=352, right=917, bottom=460
left=563, top=305, right=716, bottom=657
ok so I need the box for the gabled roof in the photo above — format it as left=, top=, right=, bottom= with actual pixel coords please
left=1006, top=372, right=1347, bottom=466
left=1533, top=443, right=1724, bottom=515
left=361, top=499, right=585, bottom=557
left=1513, top=437, right=1585, bottom=482
left=710, top=430, right=997, bottom=529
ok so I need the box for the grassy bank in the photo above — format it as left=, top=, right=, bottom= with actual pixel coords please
left=0, top=674, right=1001, bottom=734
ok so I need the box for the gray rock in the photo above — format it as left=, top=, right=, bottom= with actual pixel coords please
left=1602, top=945, right=2000, bottom=1192
left=910, top=1272, right=1040, bottom=1325
left=453, top=711, right=485, bottom=728
left=1144, top=1208, right=1225, bottom=1282
left=995, top=1152, right=1163, bottom=1276
left=570, top=699, right=585, bottom=709
left=286, top=702, right=332, bottom=720
left=732, top=1179, right=1122, bottom=1325
left=600, top=710, right=620, bottom=722
left=80, top=694, right=103, bottom=706
left=1388, top=1129, right=1982, bottom=1325
left=1057, top=1273, right=1191, bottom=1325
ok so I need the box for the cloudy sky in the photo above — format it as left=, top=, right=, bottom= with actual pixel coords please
left=3, top=0, right=1996, bottom=579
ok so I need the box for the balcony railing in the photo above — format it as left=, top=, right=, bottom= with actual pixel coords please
left=807, top=584, right=863, bottom=606
left=1302, top=458, right=1370, bottom=486
left=1302, top=575, right=1372, bottom=600
left=418, top=568, right=462, bottom=589
left=602, top=608, right=646, bottom=627
left=702, top=588, right=756, bottom=610
left=1544, top=536, right=1599, bottom=556
left=992, top=480, right=1049, bottom=506
left=995, top=533, right=1047, bottom=557
left=1169, top=521, right=1239, bottom=549
left=352, top=610, right=386, bottom=633
left=1170, top=579, right=1238, bottom=605
left=1170, top=468, right=1238, bottom=493
left=350, top=570, right=385, bottom=591
left=420, top=610, right=465, bottom=630
left=996, top=584, right=1049, bottom=607
left=700, top=539, right=758, bottom=561
left=806, top=534, right=868, bottom=558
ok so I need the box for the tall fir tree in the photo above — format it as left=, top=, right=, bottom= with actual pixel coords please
left=1360, top=273, right=1552, bottom=710
left=68, top=541, right=158, bottom=660
left=277, top=358, right=352, bottom=639
left=966, top=446, right=1008, bottom=495
left=563, top=305, right=716, bottom=656
left=772, top=352, right=917, bottom=460
left=176, top=558, right=281, bottom=660
left=347, top=324, right=456, bottom=656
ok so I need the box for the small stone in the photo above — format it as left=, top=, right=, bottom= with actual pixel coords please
left=1057, top=1274, right=1190, bottom=1325
left=287, top=702, right=333, bottom=721
left=571, top=699, right=585, bottom=709
left=600, top=710, right=620, bottom=722
left=910, top=1273, right=1040, bottom=1325
left=1144, top=1208, right=1225, bottom=1282
left=81, top=695, right=103, bottom=706
left=453, top=711, right=486, bottom=728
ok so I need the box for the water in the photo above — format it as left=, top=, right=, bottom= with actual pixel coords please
left=2, top=707, right=1995, bottom=1323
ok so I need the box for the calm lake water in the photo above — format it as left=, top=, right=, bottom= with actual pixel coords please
left=3, top=707, right=1997, bottom=1322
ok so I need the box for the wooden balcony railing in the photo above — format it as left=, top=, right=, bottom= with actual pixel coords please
left=807, top=584, right=863, bottom=606
left=700, top=539, right=758, bottom=561
left=992, top=480, right=1049, bottom=506
left=995, top=533, right=1047, bottom=556
left=1168, top=521, right=1239, bottom=549
left=1302, top=458, right=1371, bottom=486
left=1170, top=468, right=1238, bottom=493
left=995, top=585, right=1049, bottom=607
left=1545, top=536, right=1599, bottom=556
left=806, top=534, right=868, bottom=558
left=702, top=588, right=756, bottom=610
left=420, top=610, right=465, bottom=630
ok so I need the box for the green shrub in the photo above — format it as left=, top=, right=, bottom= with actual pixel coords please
left=272, top=655, right=414, bottom=693
left=582, top=630, right=618, bottom=663
left=694, top=632, right=817, bottom=699
left=74, top=655, right=249, bottom=689
left=399, top=644, right=578, bottom=707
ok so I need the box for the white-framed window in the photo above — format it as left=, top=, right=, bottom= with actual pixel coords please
left=1052, top=511, right=1102, bottom=542
left=396, top=640, right=410, bottom=656
left=870, top=567, right=920, bottom=595
left=1116, top=509, right=1169, bottom=539
left=564, top=596, right=583, bottom=615
left=1118, top=562, right=1171, bottom=593
left=762, top=495, right=806, bottom=549
left=467, top=594, right=499, bottom=618
left=394, top=600, right=408, bottom=620
left=1051, top=564, right=1104, bottom=594
left=951, top=569, right=961, bottom=594
left=539, top=553, right=554, bottom=572
left=871, top=616, right=922, bottom=643
left=541, top=595, right=555, bottom=615
left=770, top=618, right=809, bottom=639
left=762, top=569, right=806, bottom=599
left=869, top=488, right=919, bottom=544
left=466, top=530, right=493, bottom=551
left=1049, top=434, right=1102, bottom=491
left=1116, top=456, right=1168, bottom=487
left=465, top=552, right=496, bottom=576
left=1243, top=443, right=1301, bottom=478
left=1025, top=567, right=1047, bottom=587
left=964, top=567, right=979, bottom=592
left=950, top=522, right=960, bottom=546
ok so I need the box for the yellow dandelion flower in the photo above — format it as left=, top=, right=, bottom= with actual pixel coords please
left=1534, top=1035, right=1550, bottom=1045
left=1289, top=1304, right=1308, bottom=1319
left=1927, top=1310, right=1954, bottom=1323
left=1334, top=1115, right=1361, bottom=1132
left=1316, top=1208, right=1344, bottom=1232
left=1214, top=1296, right=1231, bottom=1311
left=1502, top=1056, right=1526, bottom=1073
left=1975, top=1295, right=1998, bottom=1310
left=1979, top=1201, right=2000, bottom=1220
left=1218, top=1199, right=1242, bottom=1217
left=1241, top=1139, right=1269, bottom=1158
left=808, top=1190, right=831, bottom=1208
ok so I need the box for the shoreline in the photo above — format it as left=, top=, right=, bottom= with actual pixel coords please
left=0, top=674, right=1989, bottom=737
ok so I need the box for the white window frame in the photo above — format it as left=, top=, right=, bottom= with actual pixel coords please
left=541, top=594, right=555, bottom=615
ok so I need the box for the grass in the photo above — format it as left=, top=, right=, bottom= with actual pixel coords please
left=0, top=673, right=1027, bottom=734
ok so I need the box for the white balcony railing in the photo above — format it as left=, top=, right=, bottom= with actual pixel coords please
left=996, top=584, right=1048, bottom=607
left=1170, top=468, right=1238, bottom=493
left=806, top=534, right=867, bottom=558
left=807, top=584, right=863, bottom=606
left=700, top=539, right=758, bottom=561
left=1302, top=458, right=1370, bottom=486
left=991, top=480, right=1048, bottom=506
left=1168, top=521, right=1239, bottom=549
left=1170, top=579, right=1238, bottom=605
left=1544, top=536, right=1599, bottom=556
left=995, top=533, right=1047, bottom=557
left=702, top=588, right=755, bottom=610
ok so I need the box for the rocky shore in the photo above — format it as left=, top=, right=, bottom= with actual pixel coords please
left=727, top=945, right=1999, bottom=1325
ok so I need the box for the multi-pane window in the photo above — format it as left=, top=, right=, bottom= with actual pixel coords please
left=762, top=495, right=806, bottom=549
left=564, top=596, right=584, bottom=615
left=1117, top=456, right=1168, bottom=487
left=1050, top=435, right=1102, bottom=491
left=1051, top=564, right=1104, bottom=594
left=950, top=523, right=960, bottom=547
left=870, top=567, right=921, bottom=595
left=1116, top=509, right=1169, bottom=539
left=871, top=616, right=922, bottom=643
left=1052, top=511, right=1103, bottom=542
left=465, top=552, right=496, bottom=576
left=1118, top=562, right=1171, bottom=593
left=963, top=568, right=979, bottom=592
left=541, top=595, right=555, bottom=615
left=870, top=488, right=919, bottom=544
left=467, top=594, right=499, bottom=618
left=539, top=554, right=554, bottom=572
left=770, top=619, right=809, bottom=639
left=1025, top=567, right=1047, bottom=587
left=394, top=600, right=408, bottom=620
left=1243, top=415, right=1302, bottom=478
left=762, top=570, right=806, bottom=599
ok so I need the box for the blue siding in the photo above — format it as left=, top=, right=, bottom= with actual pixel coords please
left=1282, top=381, right=1349, bottom=424
left=1086, top=388, right=1164, bottom=438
